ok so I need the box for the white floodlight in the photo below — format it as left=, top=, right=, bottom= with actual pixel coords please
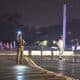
left=17, top=31, right=22, bottom=35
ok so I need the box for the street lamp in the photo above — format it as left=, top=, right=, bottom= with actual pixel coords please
left=17, top=31, right=22, bottom=35
left=16, top=30, right=22, bottom=40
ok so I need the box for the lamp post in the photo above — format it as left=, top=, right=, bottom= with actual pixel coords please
left=63, top=4, right=67, bottom=49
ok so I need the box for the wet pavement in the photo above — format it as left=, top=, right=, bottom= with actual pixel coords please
left=0, top=55, right=65, bottom=80
left=31, top=56, right=80, bottom=79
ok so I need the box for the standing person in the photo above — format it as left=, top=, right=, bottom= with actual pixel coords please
left=53, top=36, right=64, bottom=59
left=16, top=35, right=26, bottom=64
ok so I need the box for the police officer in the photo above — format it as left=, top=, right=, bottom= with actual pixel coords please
left=16, top=35, right=25, bottom=64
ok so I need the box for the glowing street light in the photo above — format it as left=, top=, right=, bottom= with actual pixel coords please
left=17, top=31, right=22, bottom=35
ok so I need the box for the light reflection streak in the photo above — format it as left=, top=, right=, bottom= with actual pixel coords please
left=16, top=76, right=24, bottom=80
left=12, top=65, right=28, bottom=80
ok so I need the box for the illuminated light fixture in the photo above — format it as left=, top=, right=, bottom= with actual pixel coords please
left=17, top=31, right=22, bottom=35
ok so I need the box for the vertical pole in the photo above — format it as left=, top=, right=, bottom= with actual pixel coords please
left=63, top=4, right=67, bottom=49
left=13, top=40, right=16, bottom=48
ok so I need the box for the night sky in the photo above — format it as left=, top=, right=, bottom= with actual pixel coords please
left=0, top=0, right=80, bottom=27
left=0, top=0, right=80, bottom=42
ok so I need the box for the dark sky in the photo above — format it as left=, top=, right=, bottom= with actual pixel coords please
left=0, top=0, right=80, bottom=28
left=0, top=0, right=80, bottom=42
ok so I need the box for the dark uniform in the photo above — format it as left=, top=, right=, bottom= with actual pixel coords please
left=16, top=35, right=25, bottom=64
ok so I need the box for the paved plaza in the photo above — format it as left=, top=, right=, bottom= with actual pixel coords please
left=0, top=55, right=65, bottom=80
left=0, top=51, right=80, bottom=80
left=31, top=56, right=80, bottom=79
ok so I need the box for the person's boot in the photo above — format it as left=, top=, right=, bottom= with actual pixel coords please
left=58, top=56, right=62, bottom=60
